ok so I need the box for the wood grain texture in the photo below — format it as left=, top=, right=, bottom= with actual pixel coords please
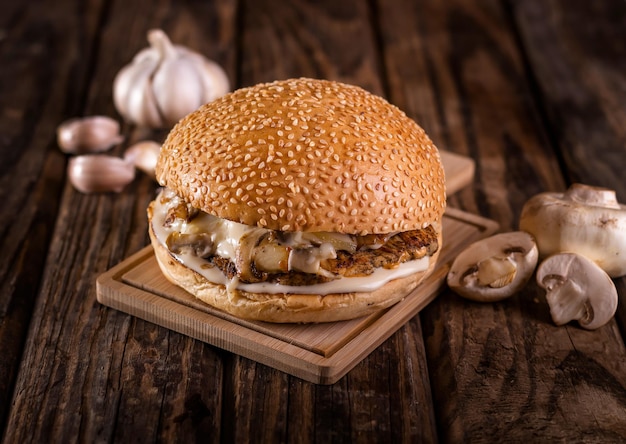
left=0, top=0, right=109, bottom=432
left=2, top=0, right=237, bottom=442
left=375, top=0, right=626, bottom=441
left=1, top=0, right=625, bottom=442
left=238, top=0, right=382, bottom=93
left=512, top=0, right=626, bottom=195
left=377, top=0, right=566, bottom=226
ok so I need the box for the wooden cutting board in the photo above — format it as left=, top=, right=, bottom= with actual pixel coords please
left=97, top=151, right=494, bottom=384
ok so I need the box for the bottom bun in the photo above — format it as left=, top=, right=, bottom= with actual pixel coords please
left=149, top=222, right=440, bottom=323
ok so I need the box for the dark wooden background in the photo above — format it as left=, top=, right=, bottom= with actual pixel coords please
left=2, top=0, right=626, bottom=442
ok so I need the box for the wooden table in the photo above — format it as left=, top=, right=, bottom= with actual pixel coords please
left=2, top=0, right=626, bottom=442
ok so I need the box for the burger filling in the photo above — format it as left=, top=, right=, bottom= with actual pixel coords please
left=151, top=188, right=439, bottom=294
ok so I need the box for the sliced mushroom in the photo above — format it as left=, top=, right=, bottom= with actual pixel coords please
left=166, top=232, right=214, bottom=258
left=254, top=242, right=290, bottom=273
left=235, top=229, right=270, bottom=283
left=520, top=183, right=626, bottom=277
left=447, top=231, right=538, bottom=302
left=536, top=252, right=617, bottom=330
left=253, top=231, right=290, bottom=273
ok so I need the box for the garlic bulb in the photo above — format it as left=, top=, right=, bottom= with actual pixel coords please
left=68, top=155, right=135, bottom=193
left=57, top=116, right=124, bottom=154
left=113, top=29, right=230, bottom=128
left=123, top=141, right=161, bottom=178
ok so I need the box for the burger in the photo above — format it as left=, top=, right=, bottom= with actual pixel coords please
left=147, top=78, right=446, bottom=323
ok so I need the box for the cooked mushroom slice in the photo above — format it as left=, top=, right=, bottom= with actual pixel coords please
left=447, top=231, right=538, bottom=302
left=536, top=252, right=618, bottom=330
left=253, top=243, right=289, bottom=272
left=520, top=183, right=626, bottom=277
left=235, top=229, right=269, bottom=282
left=253, top=233, right=290, bottom=273
left=166, top=232, right=214, bottom=258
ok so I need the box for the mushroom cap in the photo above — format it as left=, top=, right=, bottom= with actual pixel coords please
left=536, top=252, right=618, bottom=330
left=520, top=184, right=626, bottom=277
left=447, top=231, right=538, bottom=302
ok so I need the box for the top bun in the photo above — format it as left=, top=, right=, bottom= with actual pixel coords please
left=156, top=78, right=446, bottom=235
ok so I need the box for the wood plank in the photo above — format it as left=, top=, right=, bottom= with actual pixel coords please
left=1, top=1, right=238, bottom=443
left=376, top=0, right=626, bottom=441
left=377, top=0, right=566, bottom=220
left=440, top=150, right=475, bottom=195
left=512, top=0, right=626, bottom=196
left=0, top=0, right=111, bottom=433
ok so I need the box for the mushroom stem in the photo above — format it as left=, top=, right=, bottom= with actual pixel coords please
left=476, top=256, right=517, bottom=288
left=542, top=276, right=588, bottom=325
left=536, top=252, right=618, bottom=330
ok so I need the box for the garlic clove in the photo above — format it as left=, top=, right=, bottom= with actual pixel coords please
left=57, top=116, right=124, bottom=154
left=185, top=50, right=230, bottom=103
left=68, top=155, right=135, bottom=193
left=113, top=45, right=160, bottom=109
left=113, top=34, right=166, bottom=127
left=153, top=56, right=205, bottom=126
left=132, top=80, right=163, bottom=128
left=114, top=57, right=163, bottom=128
left=123, top=141, right=161, bottom=178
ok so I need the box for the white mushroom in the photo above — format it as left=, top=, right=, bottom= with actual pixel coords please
left=536, top=252, right=618, bottom=330
left=520, top=183, right=626, bottom=277
left=447, top=231, right=538, bottom=302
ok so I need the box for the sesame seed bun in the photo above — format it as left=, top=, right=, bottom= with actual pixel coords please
left=156, top=78, right=446, bottom=235
left=149, top=77, right=447, bottom=323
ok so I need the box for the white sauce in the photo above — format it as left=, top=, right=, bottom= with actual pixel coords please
left=151, top=191, right=429, bottom=295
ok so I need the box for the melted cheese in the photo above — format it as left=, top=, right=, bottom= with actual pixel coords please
left=151, top=191, right=429, bottom=295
